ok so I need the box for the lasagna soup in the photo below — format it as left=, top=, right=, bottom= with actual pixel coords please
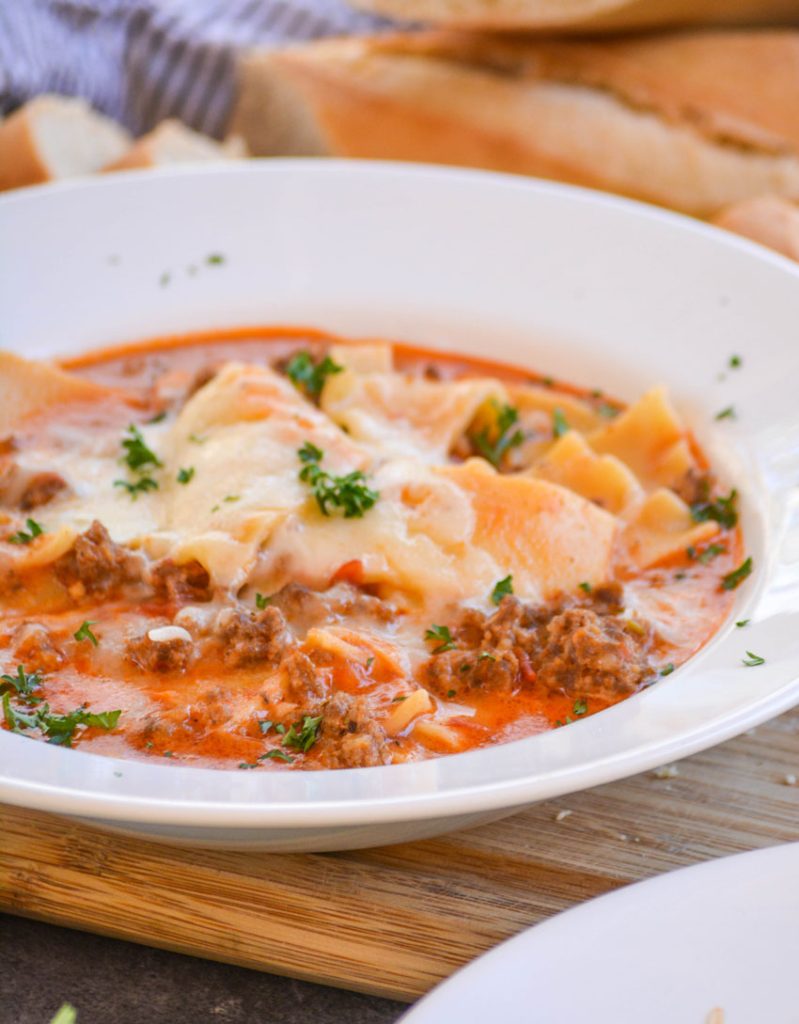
left=0, top=330, right=747, bottom=770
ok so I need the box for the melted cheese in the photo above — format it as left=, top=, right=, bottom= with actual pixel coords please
left=4, top=348, right=710, bottom=598
left=157, top=363, right=368, bottom=587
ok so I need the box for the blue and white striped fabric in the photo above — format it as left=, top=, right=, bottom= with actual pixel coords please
left=0, top=0, right=391, bottom=138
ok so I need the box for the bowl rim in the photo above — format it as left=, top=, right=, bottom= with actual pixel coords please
left=1, top=158, right=797, bottom=831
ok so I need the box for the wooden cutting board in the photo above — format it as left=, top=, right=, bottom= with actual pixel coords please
left=2, top=709, right=799, bottom=1002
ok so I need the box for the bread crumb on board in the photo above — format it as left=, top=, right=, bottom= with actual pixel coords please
left=652, top=764, right=680, bottom=779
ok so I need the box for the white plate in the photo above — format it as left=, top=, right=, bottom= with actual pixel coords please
left=0, top=161, right=798, bottom=851
left=400, top=843, right=799, bottom=1024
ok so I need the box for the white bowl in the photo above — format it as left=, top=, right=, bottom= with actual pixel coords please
left=1, top=161, right=797, bottom=852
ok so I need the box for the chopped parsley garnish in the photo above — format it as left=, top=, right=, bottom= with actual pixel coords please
left=176, top=466, right=195, bottom=485
left=74, top=621, right=99, bottom=647
left=578, top=581, right=592, bottom=594
left=742, top=650, right=765, bottom=667
left=491, top=575, right=514, bottom=605
left=447, top=688, right=457, bottom=698
left=147, top=410, right=167, bottom=424
left=282, top=714, right=323, bottom=753
left=721, top=556, right=753, bottom=591
left=255, top=592, right=270, bottom=610
left=0, top=665, right=42, bottom=700
left=477, top=651, right=496, bottom=662
left=238, top=747, right=295, bottom=768
left=729, top=355, right=742, bottom=369
left=425, top=624, right=456, bottom=654
left=159, top=272, right=170, bottom=288
left=114, top=476, right=158, bottom=498
left=297, top=442, right=379, bottom=518
left=552, top=407, right=569, bottom=439
left=285, top=351, right=344, bottom=401
left=1, top=663, right=118, bottom=745
left=258, top=719, right=273, bottom=734
left=690, top=489, right=738, bottom=530
left=188, top=432, right=207, bottom=444
left=7, top=517, right=44, bottom=545
left=572, top=698, right=588, bottom=716
left=687, top=543, right=726, bottom=564
left=207, top=253, right=226, bottom=265
left=660, top=663, right=676, bottom=676
left=469, top=401, right=525, bottom=468
left=365, top=656, right=375, bottom=670
left=735, top=619, right=750, bottom=628
left=121, top=424, right=162, bottom=472
left=263, top=749, right=294, bottom=763
left=224, top=494, right=240, bottom=503
left=116, top=424, right=162, bottom=499
left=2, top=694, right=120, bottom=746
left=715, top=406, right=736, bottom=421
left=299, top=440, right=323, bottom=464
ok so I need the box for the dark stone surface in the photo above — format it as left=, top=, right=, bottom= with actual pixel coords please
left=1, top=914, right=406, bottom=1024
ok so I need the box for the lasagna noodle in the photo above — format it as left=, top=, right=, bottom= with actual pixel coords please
left=0, top=350, right=113, bottom=434
left=587, top=386, right=698, bottom=491
left=0, top=351, right=706, bottom=596
left=321, top=357, right=510, bottom=460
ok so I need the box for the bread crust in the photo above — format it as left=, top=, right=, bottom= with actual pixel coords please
left=0, top=103, right=52, bottom=191
left=231, top=31, right=799, bottom=216
left=348, top=0, right=799, bottom=32
left=104, top=119, right=248, bottom=171
left=0, top=95, right=131, bottom=192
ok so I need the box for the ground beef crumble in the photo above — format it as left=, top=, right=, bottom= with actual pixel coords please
left=127, top=633, right=193, bottom=673
left=54, top=520, right=143, bottom=599
left=536, top=608, right=651, bottom=699
left=269, top=582, right=398, bottom=630
left=314, top=691, right=393, bottom=769
left=151, top=558, right=211, bottom=604
left=19, top=471, right=68, bottom=510
left=282, top=649, right=328, bottom=706
left=213, top=606, right=288, bottom=668
left=422, top=587, right=652, bottom=705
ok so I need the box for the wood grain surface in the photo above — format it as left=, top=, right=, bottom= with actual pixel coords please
left=2, top=709, right=799, bottom=1002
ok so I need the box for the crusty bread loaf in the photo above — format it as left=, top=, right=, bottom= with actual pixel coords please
left=713, top=195, right=799, bottom=260
left=104, top=119, right=248, bottom=171
left=230, top=31, right=799, bottom=217
left=0, top=95, right=131, bottom=192
left=347, top=0, right=799, bottom=32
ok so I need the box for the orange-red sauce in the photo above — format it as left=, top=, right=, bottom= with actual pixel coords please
left=0, top=328, right=741, bottom=769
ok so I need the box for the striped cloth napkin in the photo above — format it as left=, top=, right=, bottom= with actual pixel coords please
left=0, top=0, right=391, bottom=138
